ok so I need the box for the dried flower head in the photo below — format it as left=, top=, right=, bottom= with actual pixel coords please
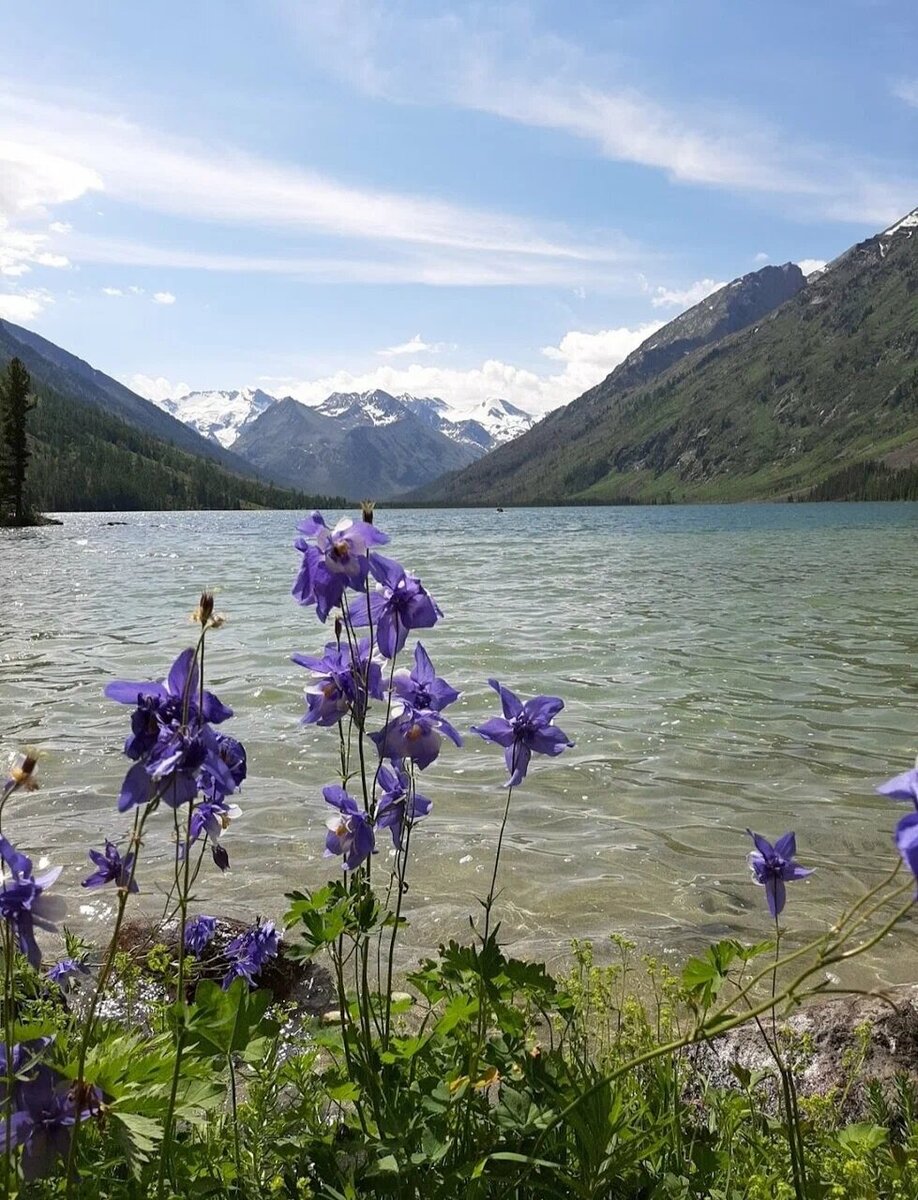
left=6, top=750, right=40, bottom=794
left=360, top=500, right=375, bottom=524
left=192, top=591, right=225, bottom=629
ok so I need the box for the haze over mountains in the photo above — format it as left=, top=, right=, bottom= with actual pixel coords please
left=418, top=207, right=918, bottom=505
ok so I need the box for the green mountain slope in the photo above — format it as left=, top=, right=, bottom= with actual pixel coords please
left=21, top=384, right=341, bottom=512
left=420, top=211, right=918, bottom=504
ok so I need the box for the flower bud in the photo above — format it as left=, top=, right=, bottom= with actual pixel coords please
left=360, top=500, right=375, bottom=524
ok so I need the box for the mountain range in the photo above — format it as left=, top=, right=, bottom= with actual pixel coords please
left=418, top=206, right=918, bottom=504
left=151, top=385, right=534, bottom=498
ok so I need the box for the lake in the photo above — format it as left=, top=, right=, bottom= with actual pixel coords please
left=1, top=503, right=917, bottom=984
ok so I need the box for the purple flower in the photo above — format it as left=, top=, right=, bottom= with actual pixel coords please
left=0, top=1056, right=100, bottom=1180
left=222, top=919, right=280, bottom=989
left=0, top=839, right=64, bottom=967
left=375, top=766, right=432, bottom=849
left=82, top=841, right=138, bottom=893
left=292, top=513, right=389, bottom=621
left=185, top=914, right=218, bottom=957
left=746, top=831, right=813, bottom=919
left=877, top=766, right=918, bottom=808
left=371, top=706, right=462, bottom=770
left=292, top=638, right=383, bottom=726
left=895, top=812, right=918, bottom=893
left=199, top=733, right=247, bottom=800
left=392, top=643, right=459, bottom=713
left=47, top=959, right=89, bottom=990
left=105, top=647, right=233, bottom=736
left=189, top=799, right=241, bottom=871
left=349, top=555, right=441, bottom=658
left=472, top=681, right=573, bottom=788
left=323, top=785, right=375, bottom=869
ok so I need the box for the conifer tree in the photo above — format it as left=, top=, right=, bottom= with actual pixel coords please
left=0, top=357, right=35, bottom=525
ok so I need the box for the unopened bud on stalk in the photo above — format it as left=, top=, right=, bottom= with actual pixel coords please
left=192, top=591, right=225, bottom=629
left=360, top=500, right=375, bottom=524
left=7, top=749, right=40, bottom=793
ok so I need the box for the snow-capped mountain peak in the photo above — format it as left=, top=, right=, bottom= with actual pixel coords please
left=882, top=207, right=918, bottom=237
left=153, top=386, right=278, bottom=448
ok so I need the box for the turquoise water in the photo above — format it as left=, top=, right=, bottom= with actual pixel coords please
left=1, top=503, right=917, bottom=983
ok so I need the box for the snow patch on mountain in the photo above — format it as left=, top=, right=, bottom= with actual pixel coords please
left=155, top=384, right=535, bottom=451
left=154, top=387, right=277, bottom=448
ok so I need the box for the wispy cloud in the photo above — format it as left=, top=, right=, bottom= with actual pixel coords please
left=893, top=79, right=918, bottom=108
left=287, top=1, right=917, bottom=226
left=649, top=278, right=725, bottom=309
left=152, top=290, right=176, bottom=305
left=0, top=88, right=633, bottom=267
left=125, top=374, right=191, bottom=403
left=378, top=333, right=451, bottom=357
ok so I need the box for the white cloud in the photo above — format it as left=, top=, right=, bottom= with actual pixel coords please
left=754, top=251, right=769, bottom=264
left=124, top=374, right=191, bottom=402
left=797, top=258, right=827, bottom=276
left=650, top=278, right=725, bottom=309
left=0, top=289, right=52, bottom=322
left=152, top=290, right=176, bottom=305
left=289, top=1, right=918, bottom=226
left=0, top=219, right=71, bottom=277
left=101, top=286, right=123, bottom=296
left=266, top=320, right=662, bottom=417
left=49, top=220, right=72, bottom=234
left=893, top=80, right=918, bottom=108
left=0, top=89, right=632, bottom=268
left=378, top=333, right=450, bottom=357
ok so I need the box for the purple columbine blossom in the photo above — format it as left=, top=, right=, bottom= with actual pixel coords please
left=375, top=765, right=432, bottom=849
left=189, top=799, right=242, bottom=871
left=292, top=638, right=384, bottom=726
left=746, top=831, right=813, bottom=919
left=895, top=813, right=918, bottom=893
left=222, top=920, right=280, bottom=989
left=0, top=839, right=64, bottom=968
left=371, top=706, right=462, bottom=770
left=392, top=643, right=459, bottom=713
left=81, top=840, right=138, bottom=893
left=292, top=513, right=390, bottom=621
left=472, top=681, right=573, bottom=788
left=323, top=785, right=375, bottom=869
left=349, top=555, right=441, bottom=659
left=106, top=647, right=233, bottom=742
left=47, top=959, right=89, bottom=990
left=877, top=766, right=918, bottom=808
left=0, top=1058, right=101, bottom=1180
left=185, top=914, right=218, bottom=957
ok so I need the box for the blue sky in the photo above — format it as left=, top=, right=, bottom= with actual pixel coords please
left=0, top=0, right=916, bottom=414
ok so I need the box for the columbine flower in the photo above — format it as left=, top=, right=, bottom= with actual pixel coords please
left=323, top=786, right=375, bottom=869
left=392, top=643, right=459, bottom=713
left=0, top=1057, right=101, bottom=1180
left=877, top=765, right=918, bottom=808
left=47, top=959, right=89, bottom=991
left=292, top=512, right=390, bottom=621
left=185, top=914, right=218, bottom=957
left=106, top=647, right=233, bottom=736
left=349, top=555, right=441, bottom=658
left=746, top=831, right=813, bottom=919
left=292, top=638, right=383, bottom=726
left=371, top=706, right=462, bottom=770
left=471, top=681, right=573, bottom=787
left=375, top=765, right=432, bottom=849
left=189, top=799, right=242, bottom=871
left=0, top=839, right=64, bottom=967
left=895, top=813, right=918, bottom=893
left=81, top=841, right=137, bottom=893
left=222, top=920, right=280, bottom=989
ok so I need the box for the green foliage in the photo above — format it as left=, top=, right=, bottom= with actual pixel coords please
left=0, top=356, right=35, bottom=525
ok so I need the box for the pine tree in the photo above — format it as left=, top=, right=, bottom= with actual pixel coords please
left=0, top=357, right=35, bottom=525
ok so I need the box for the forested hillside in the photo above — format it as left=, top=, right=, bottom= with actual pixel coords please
left=24, top=385, right=340, bottom=512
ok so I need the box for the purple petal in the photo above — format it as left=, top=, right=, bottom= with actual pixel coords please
left=524, top=695, right=565, bottom=724
left=412, top=643, right=436, bottom=685
left=895, top=811, right=918, bottom=883
left=368, top=553, right=405, bottom=588
left=747, top=830, right=775, bottom=860
left=297, top=511, right=329, bottom=536
left=167, top=648, right=196, bottom=700
left=376, top=610, right=402, bottom=658
left=323, top=785, right=359, bottom=815
left=765, top=876, right=786, bottom=919
left=529, top=725, right=574, bottom=756
left=471, top=717, right=515, bottom=748
left=773, top=832, right=797, bottom=860
left=104, top=680, right=167, bottom=705
left=488, top=679, right=523, bottom=720
left=202, top=691, right=234, bottom=724
left=506, top=742, right=531, bottom=788
left=118, top=762, right=153, bottom=813
left=877, top=768, right=918, bottom=804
